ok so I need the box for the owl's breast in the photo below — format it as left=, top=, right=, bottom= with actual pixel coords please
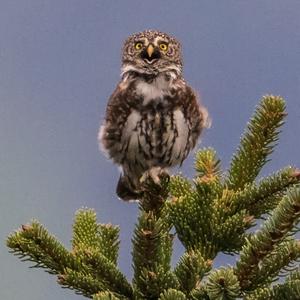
left=122, top=106, right=191, bottom=169
left=135, top=75, right=172, bottom=106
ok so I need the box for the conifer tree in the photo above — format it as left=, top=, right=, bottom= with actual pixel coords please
left=7, top=95, right=300, bottom=299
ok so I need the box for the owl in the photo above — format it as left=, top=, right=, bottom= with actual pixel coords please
left=99, top=30, right=209, bottom=201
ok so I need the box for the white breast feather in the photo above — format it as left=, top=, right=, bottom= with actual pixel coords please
left=135, top=75, right=170, bottom=105
left=170, top=109, right=189, bottom=165
left=122, top=110, right=142, bottom=160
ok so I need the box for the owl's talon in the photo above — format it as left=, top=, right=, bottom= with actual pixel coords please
left=139, top=172, right=149, bottom=184
left=140, top=170, right=160, bottom=185
left=140, top=167, right=167, bottom=186
left=151, top=173, right=161, bottom=185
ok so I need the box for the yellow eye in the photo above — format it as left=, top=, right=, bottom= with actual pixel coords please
left=159, top=43, right=168, bottom=51
left=135, top=42, right=143, bottom=50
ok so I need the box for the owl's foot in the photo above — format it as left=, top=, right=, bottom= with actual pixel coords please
left=140, top=167, right=169, bottom=186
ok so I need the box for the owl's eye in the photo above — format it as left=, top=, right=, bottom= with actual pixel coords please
left=159, top=43, right=168, bottom=51
left=135, top=42, right=143, bottom=50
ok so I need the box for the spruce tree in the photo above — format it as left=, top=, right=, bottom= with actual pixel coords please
left=7, top=95, right=300, bottom=299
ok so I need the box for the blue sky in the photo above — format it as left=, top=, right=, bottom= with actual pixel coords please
left=1, top=1, right=300, bottom=299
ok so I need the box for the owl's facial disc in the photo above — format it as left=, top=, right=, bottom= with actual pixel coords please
left=140, top=44, right=161, bottom=64
left=121, top=30, right=183, bottom=76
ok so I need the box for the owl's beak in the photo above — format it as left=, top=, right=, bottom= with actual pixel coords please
left=141, top=44, right=160, bottom=63
left=146, top=44, right=154, bottom=57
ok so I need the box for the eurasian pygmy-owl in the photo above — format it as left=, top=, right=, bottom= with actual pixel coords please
left=99, top=30, right=209, bottom=201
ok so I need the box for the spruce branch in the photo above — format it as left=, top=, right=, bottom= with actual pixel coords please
left=58, top=269, right=106, bottom=298
left=190, top=287, right=210, bottom=300
left=206, top=268, right=241, bottom=300
left=270, top=279, right=300, bottom=299
left=58, top=268, right=128, bottom=299
left=167, top=193, right=199, bottom=250
left=72, top=209, right=99, bottom=249
left=7, top=221, right=80, bottom=274
left=213, top=209, right=252, bottom=253
left=168, top=176, right=221, bottom=257
left=139, top=174, right=170, bottom=214
left=226, top=95, right=286, bottom=190
left=223, top=166, right=300, bottom=218
left=74, top=247, right=132, bottom=298
left=93, top=291, right=121, bottom=300
left=137, top=266, right=179, bottom=299
left=287, top=267, right=300, bottom=281
left=168, top=175, right=193, bottom=198
left=7, top=210, right=130, bottom=299
left=245, top=279, right=300, bottom=300
left=174, top=250, right=212, bottom=294
left=195, top=148, right=222, bottom=181
left=72, top=208, right=120, bottom=265
left=235, top=186, right=300, bottom=291
left=97, top=223, right=120, bottom=265
left=132, top=212, right=169, bottom=275
left=248, top=238, right=300, bottom=288
left=159, top=288, right=187, bottom=300
left=132, top=209, right=178, bottom=299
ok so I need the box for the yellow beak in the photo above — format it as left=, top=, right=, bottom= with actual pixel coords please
left=147, top=44, right=154, bottom=57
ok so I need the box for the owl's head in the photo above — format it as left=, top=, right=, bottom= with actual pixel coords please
left=121, top=30, right=182, bottom=77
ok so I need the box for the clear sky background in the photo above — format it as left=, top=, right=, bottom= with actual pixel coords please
left=1, top=1, right=300, bottom=299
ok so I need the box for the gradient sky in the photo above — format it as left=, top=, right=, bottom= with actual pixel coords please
left=1, top=1, right=300, bottom=299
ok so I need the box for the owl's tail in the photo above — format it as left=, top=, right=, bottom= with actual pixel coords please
left=116, top=174, right=141, bottom=201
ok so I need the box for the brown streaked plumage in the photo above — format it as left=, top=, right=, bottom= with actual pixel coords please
left=99, top=30, right=209, bottom=201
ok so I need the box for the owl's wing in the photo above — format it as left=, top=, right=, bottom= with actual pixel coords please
left=179, top=84, right=209, bottom=149
left=99, top=81, right=138, bottom=164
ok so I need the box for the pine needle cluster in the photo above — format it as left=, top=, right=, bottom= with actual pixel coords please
left=7, top=95, right=300, bottom=299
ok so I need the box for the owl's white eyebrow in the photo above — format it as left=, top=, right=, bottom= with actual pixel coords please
left=154, top=36, right=167, bottom=44
left=135, top=38, right=146, bottom=43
